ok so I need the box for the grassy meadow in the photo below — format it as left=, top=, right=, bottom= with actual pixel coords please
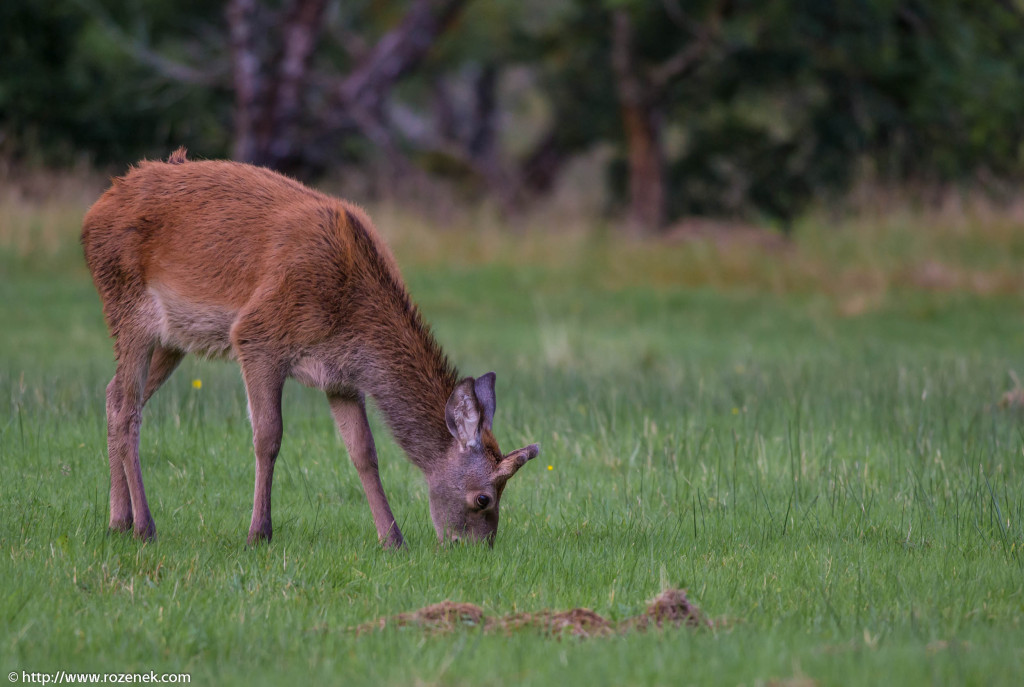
left=2, top=172, right=1024, bottom=685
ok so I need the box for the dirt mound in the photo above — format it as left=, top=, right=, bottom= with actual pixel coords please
left=355, top=601, right=485, bottom=634
left=355, top=589, right=708, bottom=637
left=497, top=608, right=614, bottom=638
left=631, top=588, right=710, bottom=629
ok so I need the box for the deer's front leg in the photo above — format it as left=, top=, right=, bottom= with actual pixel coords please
left=328, top=392, right=404, bottom=549
left=240, top=359, right=285, bottom=546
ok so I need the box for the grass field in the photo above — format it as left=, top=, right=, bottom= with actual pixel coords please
left=2, top=179, right=1024, bottom=685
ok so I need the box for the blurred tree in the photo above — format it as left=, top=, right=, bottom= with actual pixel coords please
left=1, top=0, right=1022, bottom=228
left=379, top=0, right=579, bottom=207
left=529, top=0, right=1024, bottom=230
left=226, top=0, right=328, bottom=167
left=609, top=0, right=730, bottom=231
left=0, top=0, right=467, bottom=173
left=226, top=0, right=466, bottom=172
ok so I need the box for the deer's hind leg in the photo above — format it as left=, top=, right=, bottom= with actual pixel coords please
left=106, top=344, right=183, bottom=536
left=106, top=331, right=158, bottom=539
left=106, top=374, right=133, bottom=533
left=143, top=346, right=185, bottom=405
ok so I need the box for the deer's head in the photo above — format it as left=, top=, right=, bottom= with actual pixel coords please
left=426, top=372, right=539, bottom=545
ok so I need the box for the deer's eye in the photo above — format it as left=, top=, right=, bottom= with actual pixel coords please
left=475, top=494, right=491, bottom=509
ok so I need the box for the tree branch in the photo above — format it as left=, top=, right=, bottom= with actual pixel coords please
left=78, top=0, right=224, bottom=86
left=648, top=0, right=728, bottom=90
left=648, top=35, right=712, bottom=90
left=334, top=0, right=467, bottom=120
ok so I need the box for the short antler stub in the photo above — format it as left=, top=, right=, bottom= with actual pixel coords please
left=494, top=443, right=540, bottom=482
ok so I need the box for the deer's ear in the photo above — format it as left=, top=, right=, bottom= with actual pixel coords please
left=474, top=372, right=496, bottom=431
left=446, top=378, right=481, bottom=449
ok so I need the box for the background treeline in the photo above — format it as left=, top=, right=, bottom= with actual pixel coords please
left=3, top=0, right=1023, bottom=231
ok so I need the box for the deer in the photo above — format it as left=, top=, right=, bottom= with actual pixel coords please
left=81, top=147, right=539, bottom=548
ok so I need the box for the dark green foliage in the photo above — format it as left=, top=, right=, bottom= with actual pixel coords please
left=2, top=0, right=1022, bottom=218
left=0, top=0, right=229, bottom=165
left=594, top=0, right=1024, bottom=222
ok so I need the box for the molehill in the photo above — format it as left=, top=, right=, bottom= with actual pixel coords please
left=354, top=588, right=710, bottom=638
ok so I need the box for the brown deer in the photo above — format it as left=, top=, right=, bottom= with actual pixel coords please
left=81, top=148, right=539, bottom=548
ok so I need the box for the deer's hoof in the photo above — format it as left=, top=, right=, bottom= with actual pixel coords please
left=382, top=532, right=406, bottom=550
left=247, top=527, right=272, bottom=547
left=133, top=518, right=157, bottom=542
left=108, top=517, right=133, bottom=534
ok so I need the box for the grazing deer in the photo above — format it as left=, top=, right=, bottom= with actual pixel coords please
left=81, top=148, right=539, bottom=548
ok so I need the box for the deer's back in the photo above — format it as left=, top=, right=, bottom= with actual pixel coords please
left=81, top=158, right=395, bottom=357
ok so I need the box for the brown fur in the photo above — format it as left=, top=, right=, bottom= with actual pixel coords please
left=81, top=148, right=538, bottom=547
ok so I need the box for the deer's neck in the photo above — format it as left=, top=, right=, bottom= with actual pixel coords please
left=342, top=205, right=459, bottom=471
left=363, top=321, right=458, bottom=470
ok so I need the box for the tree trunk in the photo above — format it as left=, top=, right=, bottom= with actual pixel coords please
left=610, top=7, right=718, bottom=233
left=260, top=0, right=328, bottom=168
left=226, top=0, right=326, bottom=169
left=611, top=10, right=664, bottom=233
left=620, top=101, right=664, bottom=233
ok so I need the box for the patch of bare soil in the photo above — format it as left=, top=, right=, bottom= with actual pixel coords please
left=354, top=588, right=710, bottom=638
left=355, top=601, right=485, bottom=634
left=496, top=608, right=614, bottom=638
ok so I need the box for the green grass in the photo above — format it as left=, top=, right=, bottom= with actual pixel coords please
left=2, top=191, right=1024, bottom=685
